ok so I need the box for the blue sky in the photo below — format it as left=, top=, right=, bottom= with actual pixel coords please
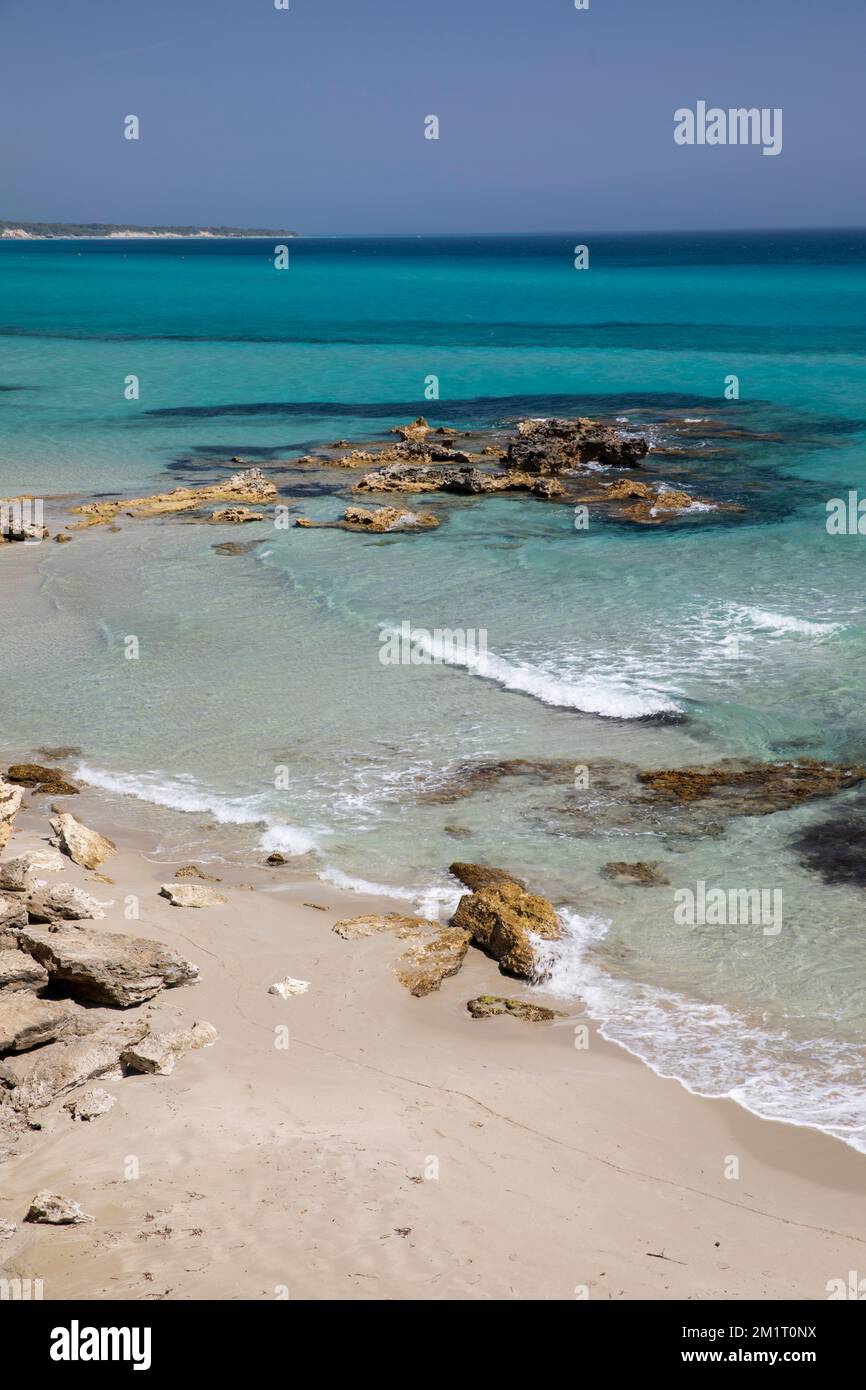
left=1, top=0, right=863, bottom=233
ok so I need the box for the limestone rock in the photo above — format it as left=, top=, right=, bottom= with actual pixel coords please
left=505, top=417, right=649, bottom=473
left=0, top=857, right=39, bottom=893
left=601, top=860, right=670, bottom=886
left=0, top=991, right=80, bottom=1053
left=70, top=468, right=277, bottom=528
left=393, top=926, right=470, bottom=997
left=466, top=995, right=559, bottom=1022
left=26, top=884, right=109, bottom=922
left=0, top=1218, right=16, bottom=1239
left=332, top=912, right=432, bottom=941
left=3, top=1017, right=149, bottom=1110
left=26, top=1191, right=93, bottom=1225
left=6, top=763, right=79, bottom=794
left=451, top=881, right=561, bottom=979
left=0, top=778, right=23, bottom=853
left=341, top=505, right=438, bottom=532
left=159, top=883, right=227, bottom=908
left=174, top=864, right=221, bottom=881
left=268, top=977, right=310, bottom=998
left=121, top=1021, right=218, bottom=1076
left=449, top=862, right=525, bottom=893
left=49, top=812, right=116, bottom=870
left=0, top=893, right=28, bottom=930
left=64, top=1086, right=116, bottom=1121
left=209, top=507, right=265, bottom=523
left=356, top=464, right=534, bottom=495
left=0, top=948, right=48, bottom=995
left=531, top=477, right=565, bottom=499
left=16, top=924, right=199, bottom=1006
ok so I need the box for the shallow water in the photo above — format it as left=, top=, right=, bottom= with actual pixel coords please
left=2, top=232, right=866, bottom=1150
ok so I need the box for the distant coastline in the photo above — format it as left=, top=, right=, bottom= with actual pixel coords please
left=0, top=220, right=299, bottom=240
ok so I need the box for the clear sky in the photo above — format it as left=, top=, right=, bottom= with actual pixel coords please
left=1, top=0, right=864, bottom=234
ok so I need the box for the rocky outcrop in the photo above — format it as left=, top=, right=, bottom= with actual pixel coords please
left=637, top=760, right=864, bottom=811
left=208, top=507, right=265, bottom=524
left=356, top=464, right=534, bottom=495
left=295, top=504, right=440, bottom=533
left=49, top=812, right=116, bottom=870
left=531, top=477, right=565, bottom=499
left=0, top=893, right=29, bottom=929
left=16, top=924, right=199, bottom=1006
left=0, top=948, right=49, bottom=994
left=504, top=417, right=649, bottom=473
left=601, top=861, right=670, bottom=886
left=70, top=469, right=277, bottom=529
left=2, top=1017, right=150, bottom=1111
left=25, top=1192, right=93, bottom=1225
left=393, top=926, right=470, bottom=997
left=0, top=991, right=81, bottom=1052
left=466, top=995, right=559, bottom=1022
left=449, top=862, right=525, bottom=892
left=6, top=763, right=79, bottom=795
left=0, top=778, right=23, bottom=853
left=121, top=1021, right=218, bottom=1076
left=451, top=881, right=561, bottom=979
left=25, top=884, right=108, bottom=922
left=64, top=1086, right=116, bottom=1121
left=159, top=883, right=227, bottom=908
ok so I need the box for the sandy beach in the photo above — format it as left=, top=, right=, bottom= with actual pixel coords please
left=1, top=782, right=864, bottom=1302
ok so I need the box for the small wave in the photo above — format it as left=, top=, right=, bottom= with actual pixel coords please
left=392, top=625, right=683, bottom=719
left=76, top=763, right=322, bottom=856
left=532, top=911, right=866, bottom=1154
left=730, top=605, right=844, bottom=638
left=319, top=865, right=461, bottom=920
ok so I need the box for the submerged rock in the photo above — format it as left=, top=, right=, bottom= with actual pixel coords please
left=466, top=995, right=559, bottom=1022
left=601, top=861, right=671, bottom=886
left=449, top=862, right=525, bottom=892
left=452, top=882, right=561, bottom=979
left=790, top=812, right=866, bottom=887
left=70, top=468, right=277, bottom=528
left=49, top=811, right=116, bottom=870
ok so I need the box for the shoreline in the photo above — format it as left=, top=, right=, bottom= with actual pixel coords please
left=2, top=793, right=865, bottom=1299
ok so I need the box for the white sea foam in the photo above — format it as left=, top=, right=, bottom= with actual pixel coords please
left=402, top=627, right=682, bottom=719
left=731, top=605, right=844, bottom=638
left=318, top=865, right=461, bottom=920
left=533, top=910, right=866, bottom=1154
left=76, top=764, right=322, bottom=856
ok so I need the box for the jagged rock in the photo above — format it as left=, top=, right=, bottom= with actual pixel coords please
left=25, top=1192, right=93, bottom=1225
left=0, top=778, right=23, bottom=853
left=637, top=760, right=865, bottom=811
left=391, top=416, right=431, bottom=442
left=268, top=977, right=310, bottom=998
left=16, top=924, right=199, bottom=1006
left=0, top=893, right=28, bottom=930
left=209, top=507, right=265, bottom=523
left=0, top=857, right=39, bottom=893
left=393, top=926, right=470, bottom=997
left=70, top=468, right=277, bottom=528
left=504, top=417, right=649, bottom=473
left=121, top=1021, right=218, bottom=1076
left=466, top=995, right=559, bottom=1022
left=449, top=862, right=525, bottom=893
left=26, top=884, right=108, bottom=922
left=0, top=991, right=81, bottom=1053
left=64, top=1087, right=116, bottom=1121
left=0, top=1218, right=16, bottom=1238
left=266, top=852, right=288, bottom=865
left=531, top=478, right=565, bottom=499
left=3, top=1017, right=149, bottom=1110
left=0, top=948, right=48, bottom=995
left=451, top=882, right=561, bottom=979
left=174, top=864, right=221, bottom=881
left=356, top=464, right=534, bottom=495
left=159, top=883, right=227, bottom=908
left=49, top=812, right=116, bottom=870
left=601, top=861, right=670, bottom=886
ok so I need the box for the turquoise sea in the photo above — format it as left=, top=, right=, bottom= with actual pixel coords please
left=3, top=232, right=866, bottom=1149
